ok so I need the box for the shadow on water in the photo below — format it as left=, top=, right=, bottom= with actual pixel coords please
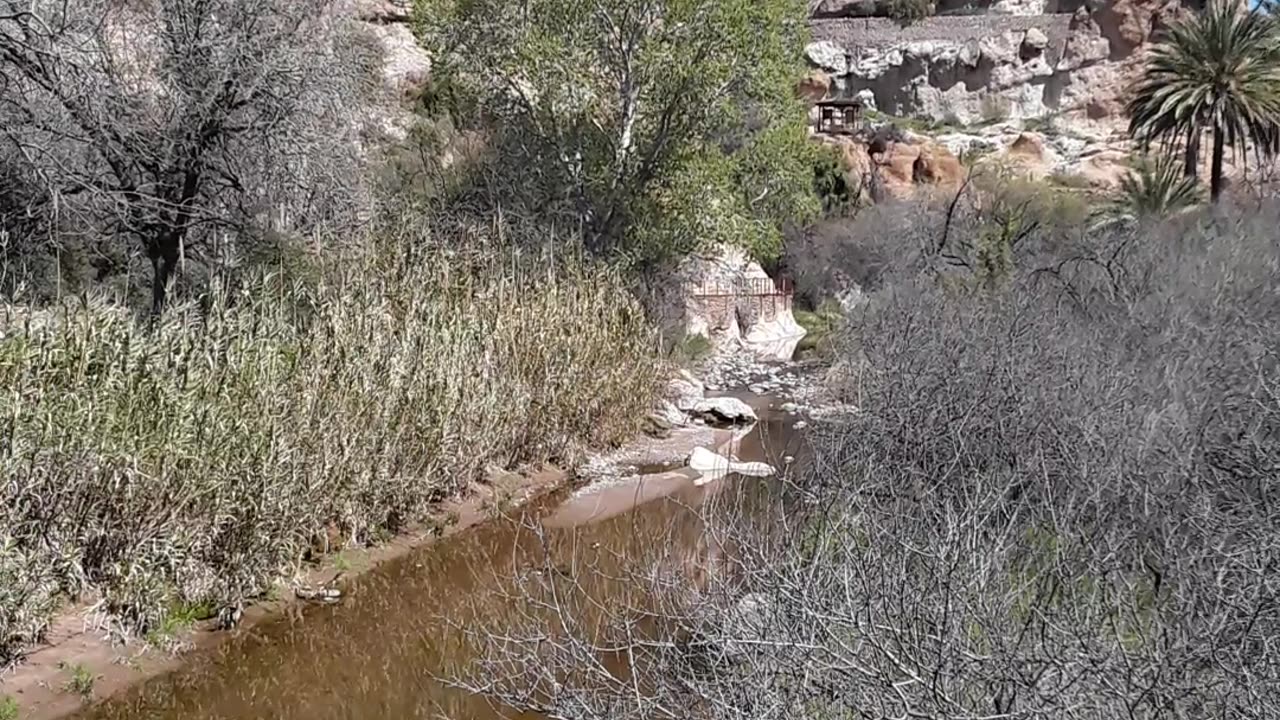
left=75, top=403, right=807, bottom=720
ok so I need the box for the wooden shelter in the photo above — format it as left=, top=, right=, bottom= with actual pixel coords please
left=815, top=98, right=864, bottom=135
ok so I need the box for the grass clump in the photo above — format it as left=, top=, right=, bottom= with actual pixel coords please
left=59, top=662, right=95, bottom=700
left=978, top=95, right=1012, bottom=126
left=1023, top=114, right=1058, bottom=135
left=671, top=334, right=714, bottom=364
left=1048, top=170, right=1094, bottom=190
left=794, top=301, right=845, bottom=357
left=144, top=601, right=213, bottom=648
left=0, top=696, right=17, bottom=720
left=0, top=230, right=659, bottom=666
left=888, top=0, right=934, bottom=26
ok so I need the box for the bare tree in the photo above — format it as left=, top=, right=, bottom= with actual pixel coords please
left=446, top=205, right=1280, bottom=720
left=0, top=0, right=378, bottom=311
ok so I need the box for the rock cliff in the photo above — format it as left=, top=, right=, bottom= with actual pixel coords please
left=802, top=0, right=1208, bottom=192
left=349, top=0, right=432, bottom=137
left=804, top=0, right=1194, bottom=129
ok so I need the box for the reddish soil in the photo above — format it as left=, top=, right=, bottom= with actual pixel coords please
left=0, top=464, right=567, bottom=720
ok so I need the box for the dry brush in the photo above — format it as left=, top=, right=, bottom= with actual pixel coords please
left=449, top=202, right=1280, bottom=720
left=0, top=228, right=660, bottom=667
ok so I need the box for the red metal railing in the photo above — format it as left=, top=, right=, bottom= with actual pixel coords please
left=687, top=276, right=793, bottom=314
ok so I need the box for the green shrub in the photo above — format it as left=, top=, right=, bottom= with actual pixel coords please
left=144, top=600, right=214, bottom=649
left=795, top=300, right=845, bottom=357
left=888, top=0, right=934, bottom=25
left=1023, top=114, right=1058, bottom=135
left=0, top=230, right=659, bottom=665
left=0, top=696, right=17, bottom=720
left=879, top=114, right=957, bottom=134
left=959, top=143, right=997, bottom=166
left=672, top=334, right=714, bottom=364
left=1100, top=153, right=1204, bottom=227
left=813, top=146, right=857, bottom=216
left=59, top=662, right=95, bottom=699
left=972, top=164, right=1092, bottom=231
left=1048, top=170, right=1094, bottom=190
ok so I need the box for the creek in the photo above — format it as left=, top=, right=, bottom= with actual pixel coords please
left=72, top=398, right=807, bottom=720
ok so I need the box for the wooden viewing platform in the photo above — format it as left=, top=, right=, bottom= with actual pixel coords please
left=815, top=98, right=864, bottom=135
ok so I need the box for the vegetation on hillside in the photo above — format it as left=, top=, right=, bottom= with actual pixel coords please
left=888, top=0, right=935, bottom=26
left=413, top=0, right=820, bottom=267
left=1128, top=0, right=1280, bottom=201
left=0, top=0, right=381, bottom=313
left=451, top=192, right=1280, bottom=720
left=1104, top=153, right=1204, bottom=226
left=3, top=0, right=1280, bottom=697
left=0, top=0, right=776, bottom=666
left=423, top=2, right=1280, bottom=716
left=0, top=225, right=658, bottom=666
left=0, top=0, right=823, bottom=668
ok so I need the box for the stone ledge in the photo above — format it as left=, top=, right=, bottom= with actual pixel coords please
left=810, top=14, right=1073, bottom=51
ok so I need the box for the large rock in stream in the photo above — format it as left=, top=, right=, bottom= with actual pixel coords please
left=687, top=447, right=776, bottom=486
left=691, top=397, right=757, bottom=426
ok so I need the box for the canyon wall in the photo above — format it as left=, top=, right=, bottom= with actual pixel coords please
left=804, top=0, right=1195, bottom=129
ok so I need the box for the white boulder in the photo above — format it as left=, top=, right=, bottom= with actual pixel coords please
left=1022, top=28, right=1049, bottom=52
left=688, top=447, right=776, bottom=486
left=692, top=397, right=758, bottom=425
left=805, top=41, right=849, bottom=75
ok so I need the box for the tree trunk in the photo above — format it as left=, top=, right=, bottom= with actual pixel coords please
left=1210, top=124, right=1226, bottom=203
left=148, top=235, right=180, bottom=315
left=1184, top=127, right=1201, bottom=179
left=148, top=170, right=201, bottom=314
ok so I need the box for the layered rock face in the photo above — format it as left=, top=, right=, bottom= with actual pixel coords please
left=805, top=0, right=1192, bottom=128
left=653, top=245, right=808, bottom=362
left=348, top=0, right=432, bottom=137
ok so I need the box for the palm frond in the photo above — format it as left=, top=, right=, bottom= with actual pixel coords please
left=1096, top=154, right=1204, bottom=229
left=1126, top=0, right=1280, bottom=193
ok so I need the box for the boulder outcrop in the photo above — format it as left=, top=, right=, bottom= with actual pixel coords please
left=820, top=133, right=967, bottom=199
left=348, top=0, right=432, bottom=138
left=803, top=0, right=1191, bottom=131
left=662, top=245, right=808, bottom=362
left=691, top=397, right=759, bottom=426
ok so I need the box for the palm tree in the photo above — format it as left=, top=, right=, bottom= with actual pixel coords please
left=1095, top=153, right=1204, bottom=230
left=1128, top=0, right=1280, bottom=202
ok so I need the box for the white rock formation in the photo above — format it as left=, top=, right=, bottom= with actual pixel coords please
left=992, top=0, right=1050, bottom=15
left=687, top=447, right=776, bottom=486
left=366, top=22, right=431, bottom=100
left=674, top=244, right=807, bottom=362
left=743, top=311, right=807, bottom=362
left=346, top=0, right=432, bottom=141
left=805, top=0, right=1189, bottom=131
left=805, top=41, right=850, bottom=75
left=692, top=397, right=758, bottom=426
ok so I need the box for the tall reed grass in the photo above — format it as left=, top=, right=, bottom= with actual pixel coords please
left=0, top=237, right=659, bottom=665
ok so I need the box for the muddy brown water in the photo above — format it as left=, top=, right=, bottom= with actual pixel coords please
left=73, top=403, right=806, bottom=720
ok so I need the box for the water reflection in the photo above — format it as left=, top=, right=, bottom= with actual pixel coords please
left=77, top=409, right=804, bottom=720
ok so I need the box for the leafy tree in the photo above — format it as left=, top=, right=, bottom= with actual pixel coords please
left=415, top=0, right=818, bottom=266
left=812, top=145, right=857, bottom=216
left=1127, top=0, right=1280, bottom=202
left=888, top=0, right=934, bottom=26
